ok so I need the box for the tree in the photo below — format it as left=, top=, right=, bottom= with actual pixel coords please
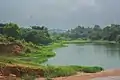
left=89, top=31, right=102, bottom=40
left=0, top=23, right=6, bottom=34
left=24, top=30, right=40, bottom=44
left=22, top=26, right=51, bottom=44
left=116, top=35, right=120, bottom=43
left=102, top=24, right=120, bottom=41
left=24, top=30, right=52, bottom=45
left=93, top=25, right=101, bottom=31
left=3, top=23, right=20, bottom=39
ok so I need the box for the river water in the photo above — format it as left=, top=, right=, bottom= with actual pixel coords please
left=45, top=43, right=120, bottom=69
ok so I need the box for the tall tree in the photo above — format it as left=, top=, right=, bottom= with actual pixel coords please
left=3, top=23, right=20, bottom=39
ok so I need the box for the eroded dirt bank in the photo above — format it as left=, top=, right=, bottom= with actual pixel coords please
left=0, top=68, right=120, bottom=80
left=37, top=69, right=120, bottom=80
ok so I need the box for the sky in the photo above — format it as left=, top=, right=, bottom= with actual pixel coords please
left=0, top=0, right=120, bottom=29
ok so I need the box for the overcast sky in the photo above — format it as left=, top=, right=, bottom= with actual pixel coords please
left=0, top=0, right=120, bottom=29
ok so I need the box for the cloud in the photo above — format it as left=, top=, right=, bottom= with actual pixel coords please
left=0, top=0, right=120, bottom=29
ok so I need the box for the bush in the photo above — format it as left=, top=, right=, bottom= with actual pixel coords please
left=43, top=65, right=103, bottom=78
left=7, top=37, right=15, bottom=42
left=70, top=66, right=103, bottom=73
left=81, top=66, right=103, bottom=73
left=0, top=36, right=7, bottom=42
left=43, top=65, right=76, bottom=78
left=25, top=48, right=32, bottom=53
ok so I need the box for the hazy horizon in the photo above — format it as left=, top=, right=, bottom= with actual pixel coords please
left=0, top=0, right=120, bottom=29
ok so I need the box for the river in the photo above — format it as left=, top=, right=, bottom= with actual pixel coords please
left=45, top=43, right=120, bottom=69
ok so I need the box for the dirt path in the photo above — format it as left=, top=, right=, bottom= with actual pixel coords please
left=37, top=69, right=120, bottom=80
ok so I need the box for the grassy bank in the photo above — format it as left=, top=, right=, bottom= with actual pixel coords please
left=0, top=42, right=66, bottom=65
left=0, top=41, right=104, bottom=78
left=0, top=62, right=103, bottom=79
left=21, top=42, right=66, bottom=63
left=91, top=40, right=116, bottom=44
left=63, top=40, right=117, bottom=44
left=43, top=65, right=103, bottom=78
left=63, top=40, right=91, bottom=44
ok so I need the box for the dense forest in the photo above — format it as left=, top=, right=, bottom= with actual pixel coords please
left=1, top=23, right=120, bottom=44
left=0, top=23, right=52, bottom=45
left=55, top=24, right=120, bottom=43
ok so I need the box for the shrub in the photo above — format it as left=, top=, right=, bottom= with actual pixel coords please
left=0, top=37, right=7, bottom=42
left=43, top=65, right=76, bottom=78
left=7, top=37, right=15, bottom=42
left=81, top=66, right=103, bottom=73
left=69, top=66, right=103, bottom=73
left=25, top=48, right=32, bottom=53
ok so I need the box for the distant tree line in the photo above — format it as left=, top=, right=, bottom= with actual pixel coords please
left=1, top=23, right=120, bottom=44
left=57, top=24, right=120, bottom=42
left=0, top=23, right=52, bottom=45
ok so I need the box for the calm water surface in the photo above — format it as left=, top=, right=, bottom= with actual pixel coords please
left=45, top=43, right=120, bottom=69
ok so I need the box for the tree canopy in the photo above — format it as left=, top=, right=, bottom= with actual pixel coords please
left=3, top=23, right=20, bottom=39
left=0, top=23, right=52, bottom=45
left=56, top=24, right=120, bottom=42
left=1, top=22, right=120, bottom=44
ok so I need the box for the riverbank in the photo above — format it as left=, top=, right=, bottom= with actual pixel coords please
left=63, top=40, right=117, bottom=44
left=0, top=42, right=104, bottom=79
left=0, top=62, right=103, bottom=79
left=0, top=42, right=66, bottom=66
left=1, top=69, right=120, bottom=80
left=46, top=69, right=120, bottom=80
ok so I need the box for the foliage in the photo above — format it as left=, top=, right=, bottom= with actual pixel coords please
left=0, top=34, right=7, bottom=42
left=25, top=48, right=32, bottom=53
left=7, top=37, right=15, bottom=42
left=70, top=66, right=103, bottom=73
left=21, top=26, right=52, bottom=45
left=43, top=65, right=103, bottom=78
left=0, top=23, right=52, bottom=45
left=43, top=65, right=76, bottom=78
left=3, top=23, right=20, bottom=39
left=116, top=35, right=120, bottom=43
left=59, top=24, right=120, bottom=42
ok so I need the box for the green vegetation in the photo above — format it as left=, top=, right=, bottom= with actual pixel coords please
left=56, top=24, right=120, bottom=43
left=63, top=39, right=91, bottom=44
left=0, top=23, right=52, bottom=45
left=0, top=22, right=105, bottom=78
left=43, top=65, right=103, bottom=78
left=0, top=61, right=103, bottom=78
left=0, top=42, right=66, bottom=66
left=63, top=39, right=117, bottom=45
left=20, top=42, right=66, bottom=64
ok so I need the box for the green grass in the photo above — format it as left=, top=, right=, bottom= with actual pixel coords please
left=69, top=65, right=103, bottom=73
left=43, top=65, right=103, bottom=78
left=63, top=40, right=91, bottom=44
left=0, top=56, right=41, bottom=67
left=19, top=42, right=67, bottom=64
left=44, top=65, right=75, bottom=78
left=91, top=40, right=116, bottom=44
left=0, top=42, right=67, bottom=66
left=63, top=39, right=117, bottom=44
